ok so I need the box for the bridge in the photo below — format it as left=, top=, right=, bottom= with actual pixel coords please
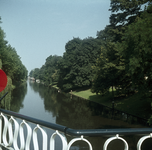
left=0, top=92, right=152, bottom=150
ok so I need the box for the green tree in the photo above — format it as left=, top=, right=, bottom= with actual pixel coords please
left=0, top=17, right=27, bottom=83
left=118, top=4, right=152, bottom=93
left=92, top=0, right=152, bottom=96
left=32, top=68, right=40, bottom=80
left=58, top=37, right=101, bottom=91
left=57, top=38, right=82, bottom=90
left=110, top=0, right=150, bottom=26
left=30, top=55, right=62, bottom=85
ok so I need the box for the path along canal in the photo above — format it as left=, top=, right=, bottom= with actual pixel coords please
left=8, top=80, right=151, bottom=150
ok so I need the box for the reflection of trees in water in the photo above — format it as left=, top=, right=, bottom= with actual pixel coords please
left=87, top=100, right=148, bottom=128
left=56, top=95, right=149, bottom=150
left=28, top=82, right=95, bottom=129
left=29, top=81, right=39, bottom=93
left=28, top=81, right=148, bottom=130
left=27, top=82, right=150, bottom=150
left=57, top=94, right=148, bottom=129
left=41, top=87, right=61, bottom=117
left=56, top=95, right=94, bottom=129
left=11, top=82, right=27, bottom=112
left=10, top=82, right=150, bottom=150
left=29, top=82, right=148, bottom=130
left=29, top=82, right=60, bottom=117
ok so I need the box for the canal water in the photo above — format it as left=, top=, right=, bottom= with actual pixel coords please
left=9, top=81, right=151, bottom=150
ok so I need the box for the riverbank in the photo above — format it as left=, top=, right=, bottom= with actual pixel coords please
left=71, top=88, right=151, bottom=120
left=52, top=85, right=151, bottom=121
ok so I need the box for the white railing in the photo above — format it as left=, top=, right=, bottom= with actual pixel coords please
left=0, top=108, right=152, bottom=150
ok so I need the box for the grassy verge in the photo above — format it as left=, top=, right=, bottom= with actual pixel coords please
left=72, top=88, right=151, bottom=119
left=52, top=84, right=151, bottom=119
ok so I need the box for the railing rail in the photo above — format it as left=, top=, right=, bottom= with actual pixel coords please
left=1, top=108, right=152, bottom=137
left=0, top=92, right=8, bottom=102
left=0, top=108, right=152, bottom=150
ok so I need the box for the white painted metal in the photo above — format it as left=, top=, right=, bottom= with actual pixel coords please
left=50, top=130, right=67, bottom=150
left=33, top=124, right=48, bottom=150
left=1, top=113, right=14, bottom=147
left=19, top=120, right=32, bottom=150
left=137, top=133, right=152, bottom=150
left=0, top=112, right=151, bottom=150
left=66, top=135, right=92, bottom=150
left=103, top=134, right=129, bottom=150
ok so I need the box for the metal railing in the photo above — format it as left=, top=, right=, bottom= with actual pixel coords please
left=0, top=92, right=152, bottom=150
left=0, top=108, right=152, bottom=150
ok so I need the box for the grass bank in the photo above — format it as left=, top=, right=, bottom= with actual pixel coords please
left=72, top=89, right=151, bottom=120
left=52, top=85, right=151, bottom=120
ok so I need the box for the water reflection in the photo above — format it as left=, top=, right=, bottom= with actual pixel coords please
left=29, top=81, right=60, bottom=117
left=11, top=81, right=148, bottom=129
left=10, top=81, right=151, bottom=150
left=11, top=82, right=27, bottom=112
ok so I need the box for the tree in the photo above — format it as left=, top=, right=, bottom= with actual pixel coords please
left=57, top=37, right=101, bottom=91
left=91, top=0, right=152, bottom=95
left=118, top=4, right=152, bottom=93
left=0, top=17, right=27, bottom=83
left=30, top=55, right=62, bottom=85
left=57, top=38, right=82, bottom=90
left=92, top=41, right=127, bottom=95
left=32, top=68, right=40, bottom=80
left=109, top=0, right=151, bottom=26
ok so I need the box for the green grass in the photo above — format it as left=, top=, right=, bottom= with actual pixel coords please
left=52, top=84, right=151, bottom=119
left=72, top=89, right=113, bottom=105
left=72, top=88, right=151, bottom=119
left=72, top=89, right=96, bottom=99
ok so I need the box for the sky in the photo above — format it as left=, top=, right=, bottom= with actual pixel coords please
left=0, top=0, right=111, bottom=73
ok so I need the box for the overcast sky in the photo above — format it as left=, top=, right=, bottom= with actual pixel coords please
left=0, top=0, right=111, bottom=73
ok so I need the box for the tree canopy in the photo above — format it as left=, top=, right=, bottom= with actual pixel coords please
left=0, top=17, right=28, bottom=83
left=57, top=37, right=102, bottom=91
left=118, top=4, right=152, bottom=93
left=92, top=1, right=152, bottom=96
left=30, top=0, right=152, bottom=97
left=29, top=55, right=62, bottom=85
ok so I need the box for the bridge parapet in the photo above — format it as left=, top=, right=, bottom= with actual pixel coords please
left=0, top=108, right=152, bottom=150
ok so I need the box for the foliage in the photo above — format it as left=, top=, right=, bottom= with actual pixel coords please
left=109, top=0, right=150, bottom=26
left=0, top=17, right=28, bottom=84
left=118, top=4, right=152, bottom=93
left=92, top=26, right=128, bottom=95
left=29, top=55, right=62, bottom=85
left=92, top=1, right=152, bottom=96
left=57, top=37, right=102, bottom=91
left=32, top=68, right=40, bottom=80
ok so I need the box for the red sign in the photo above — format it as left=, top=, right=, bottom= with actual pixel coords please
left=0, top=69, right=7, bottom=92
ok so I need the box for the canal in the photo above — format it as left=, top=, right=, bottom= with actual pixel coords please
left=8, top=80, right=151, bottom=150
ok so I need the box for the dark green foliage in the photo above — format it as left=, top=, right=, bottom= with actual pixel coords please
left=0, top=18, right=28, bottom=83
left=57, top=37, right=101, bottom=91
left=91, top=39, right=127, bottom=95
left=30, top=55, right=62, bottom=85
left=118, top=4, right=152, bottom=93
left=27, top=1, right=152, bottom=124
left=92, top=1, right=152, bottom=95
left=109, top=0, right=150, bottom=26
left=32, top=68, right=40, bottom=80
